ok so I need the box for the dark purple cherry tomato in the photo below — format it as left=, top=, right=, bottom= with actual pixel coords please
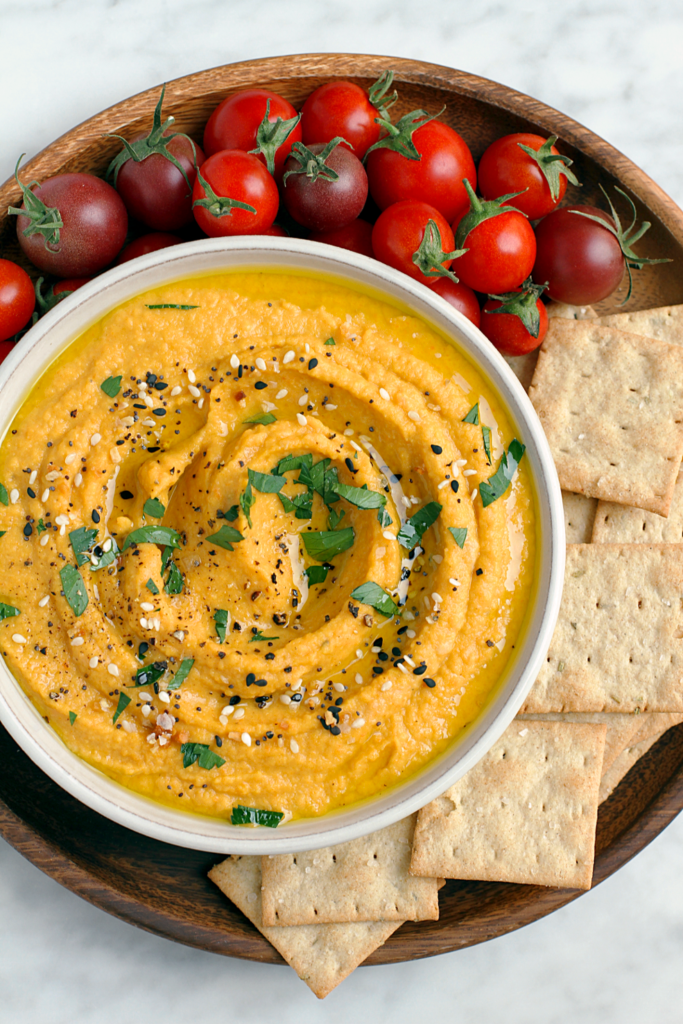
left=115, top=232, right=183, bottom=265
left=114, top=132, right=203, bottom=231
left=282, top=141, right=368, bottom=232
left=532, top=205, right=624, bottom=304
left=309, top=219, right=374, bottom=258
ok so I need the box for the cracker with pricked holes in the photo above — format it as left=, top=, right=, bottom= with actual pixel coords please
left=517, top=712, right=643, bottom=773
left=521, top=544, right=683, bottom=714
left=502, top=305, right=597, bottom=395
left=409, top=720, right=605, bottom=889
left=563, top=491, right=598, bottom=543
left=592, top=470, right=683, bottom=543
left=209, top=855, right=404, bottom=1000
left=599, top=713, right=683, bottom=803
left=260, top=814, right=439, bottom=927
left=598, top=303, right=683, bottom=345
left=528, top=319, right=683, bottom=515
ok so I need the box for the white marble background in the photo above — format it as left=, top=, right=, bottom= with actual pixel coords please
left=2, top=0, right=683, bottom=1020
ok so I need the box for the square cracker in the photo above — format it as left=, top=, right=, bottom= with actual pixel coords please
left=528, top=318, right=683, bottom=515
left=521, top=544, right=683, bottom=714
left=209, top=855, right=403, bottom=999
left=598, top=303, right=683, bottom=345
left=260, top=814, right=439, bottom=927
left=592, top=470, right=683, bottom=544
left=502, top=303, right=596, bottom=393
left=599, top=713, right=683, bottom=803
left=563, top=491, right=598, bottom=543
left=517, top=712, right=643, bottom=773
left=409, top=720, right=605, bottom=889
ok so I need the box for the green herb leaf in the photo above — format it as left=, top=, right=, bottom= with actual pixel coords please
left=0, top=483, right=9, bottom=506
left=305, top=564, right=329, bottom=585
left=244, top=411, right=277, bottom=425
left=69, top=526, right=98, bottom=566
left=160, top=545, right=174, bottom=574
left=248, top=468, right=286, bottom=493
left=302, top=527, right=355, bottom=561
left=240, top=483, right=255, bottom=528
left=278, top=490, right=313, bottom=519
left=249, top=630, right=280, bottom=643
left=36, top=518, right=46, bottom=534
left=0, top=531, right=6, bottom=539
left=218, top=504, right=240, bottom=522
left=167, top=658, right=194, bottom=691
left=207, top=524, right=245, bottom=551
left=324, top=337, right=336, bottom=346
left=479, top=439, right=526, bottom=508
left=298, top=457, right=330, bottom=496
left=143, top=497, right=165, bottom=518
left=181, top=742, right=226, bottom=770
left=122, top=525, right=181, bottom=551
left=448, top=526, right=468, bottom=549
left=90, top=535, right=119, bottom=572
left=60, top=564, right=89, bottom=616
left=100, top=375, right=122, bottom=398
left=350, top=581, right=399, bottom=618
left=146, top=577, right=160, bottom=595
left=274, top=453, right=313, bottom=475
left=0, top=603, right=20, bottom=621
left=164, top=559, right=183, bottom=595
left=482, top=425, right=493, bottom=464
left=214, top=608, right=229, bottom=643
left=396, top=501, right=442, bottom=550
left=69, top=711, right=77, bottom=725
left=113, top=691, right=130, bottom=724
left=230, top=805, right=284, bottom=828
left=327, top=507, right=346, bottom=530
left=333, top=481, right=387, bottom=509
left=129, top=662, right=166, bottom=688
left=462, top=403, right=480, bottom=425
left=145, top=303, right=199, bottom=310
left=377, top=507, right=392, bottom=528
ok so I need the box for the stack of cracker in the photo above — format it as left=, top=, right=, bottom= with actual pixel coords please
left=209, top=304, right=683, bottom=998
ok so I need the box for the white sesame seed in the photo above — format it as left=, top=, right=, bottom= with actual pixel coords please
left=188, top=369, right=196, bottom=383
left=352, top=718, right=365, bottom=729
left=221, top=705, right=235, bottom=716
left=290, top=738, right=299, bottom=753
left=158, top=691, right=171, bottom=704
left=141, top=418, right=156, bottom=427
left=280, top=694, right=291, bottom=704
left=109, top=447, right=121, bottom=464
left=398, top=662, right=409, bottom=674
left=55, top=514, right=68, bottom=526
left=407, top=410, right=420, bottom=422
left=344, top=427, right=354, bottom=436
left=255, top=357, right=267, bottom=371
left=142, top=705, right=152, bottom=718
left=70, top=636, right=85, bottom=646
left=381, top=680, right=392, bottom=691
left=333, top=682, right=346, bottom=692
left=219, top=714, right=228, bottom=726
left=107, top=664, right=119, bottom=677
left=9, top=489, right=19, bottom=504
left=140, top=602, right=155, bottom=612
left=41, top=488, right=50, bottom=502
left=138, top=382, right=148, bottom=391
left=122, top=720, right=136, bottom=733
left=383, top=530, right=394, bottom=541
left=437, top=479, right=450, bottom=490
left=198, top=398, right=204, bottom=409
left=403, top=655, right=416, bottom=667
left=406, top=629, right=416, bottom=638
left=355, top=672, right=363, bottom=685
left=230, top=354, right=240, bottom=369
left=188, top=385, right=200, bottom=398
left=278, top=737, right=284, bottom=747
left=140, top=617, right=148, bottom=629
left=350, top=441, right=361, bottom=452
left=463, top=469, right=476, bottom=477
left=233, top=707, right=245, bottom=721
left=456, top=459, right=467, bottom=467
left=153, top=616, right=161, bottom=631
left=379, top=388, right=390, bottom=401
left=471, top=489, right=478, bottom=502
left=99, top=699, right=111, bottom=712
left=89, top=656, right=98, bottom=668
left=432, top=592, right=443, bottom=603
left=304, top=343, right=310, bottom=353
left=12, top=634, right=27, bottom=644
left=275, top=388, right=288, bottom=399
left=40, top=533, right=50, bottom=546
left=296, top=413, right=307, bottom=426
left=292, top=679, right=303, bottom=690
left=120, top=416, right=135, bottom=427
left=90, top=433, right=101, bottom=446
left=298, top=394, right=308, bottom=406
left=283, top=350, right=295, bottom=364
left=171, top=385, right=182, bottom=396
left=65, top=453, right=78, bottom=466
left=102, top=539, right=112, bottom=553
left=59, top=525, right=66, bottom=536
left=144, top=394, right=154, bottom=408
left=38, top=595, right=49, bottom=607
left=28, top=470, right=37, bottom=485
left=326, top=404, right=337, bottom=410
left=74, top=473, right=83, bottom=487
left=401, top=495, right=411, bottom=508
left=241, top=732, right=251, bottom=746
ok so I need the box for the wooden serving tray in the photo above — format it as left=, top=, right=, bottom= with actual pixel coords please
left=1, top=54, right=683, bottom=965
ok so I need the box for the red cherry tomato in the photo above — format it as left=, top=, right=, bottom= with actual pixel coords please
left=52, top=277, right=91, bottom=295
left=532, top=205, right=624, bottom=304
left=366, top=120, right=476, bottom=224
left=309, top=218, right=374, bottom=258
left=115, top=233, right=183, bottom=265
left=481, top=294, right=548, bottom=355
left=453, top=208, right=536, bottom=294
left=192, top=151, right=279, bottom=237
left=282, top=143, right=368, bottom=232
left=427, top=278, right=480, bottom=328
left=301, top=81, right=382, bottom=158
left=478, top=134, right=576, bottom=220
left=260, top=224, right=288, bottom=237
left=12, top=172, right=127, bottom=277
left=115, top=132, right=203, bottom=231
left=372, top=201, right=457, bottom=284
left=203, top=89, right=301, bottom=179
left=0, top=259, right=35, bottom=342
left=0, top=339, right=15, bottom=365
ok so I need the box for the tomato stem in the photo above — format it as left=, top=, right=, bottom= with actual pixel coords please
left=282, top=138, right=346, bottom=184
left=192, top=167, right=257, bottom=219
left=454, top=179, right=527, bottom=248
left=7, top=156, right=64, bottom=250
left=517, top=136, right=580, bottom=202
left=412, top=219, right=467, bottom=283
left=367, top=70, right=398, bottom=119
left=248, top=100, right=301, bottom=177
left=485, top=279, right=548, bottom=337
left=363, top=107, right=444, bottom=162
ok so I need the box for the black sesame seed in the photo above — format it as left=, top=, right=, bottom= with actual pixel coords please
left=308, top=358, right=318, bottom=370
left=413, top=664, right=427, bottom=676
left=397, top=625, right=408, bottom=635
left=372, top=666, right=384, bottom=675
left=92, top=509, right=101, bottom=523
left=246, top=673, right=256, bottom=686
left=486, top=639, right=495, bottom=647
left=431, top=444, right=443, bottom=454
left=215, top=736, right=223, bottom=747
left=147, top=446, right=161, bottom=453
left=23, top=523, right=33, bottom=536
left=27, top=487, right=36, bottom=498
left=152, top=408, right=166, bottom=416
left=476, top=567, right=483, bottom=576
left=344, top=457, right=358, bottom=474
left=423, top=678, right=436, bottom=688
left=229, top=695, right=241, bottom=705
left=377, top=651, right=389, bottom=662
left=254, top=380, right=267, bottom=390
left=451, top=480, right=459, bottom=493
left=120, top=490, right=134, bottom=500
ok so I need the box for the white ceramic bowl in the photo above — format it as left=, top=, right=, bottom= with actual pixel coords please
left=0, top=237, right=564, bottom=853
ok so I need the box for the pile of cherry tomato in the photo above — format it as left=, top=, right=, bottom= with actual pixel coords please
left=0, top=72, right=666, bottom=361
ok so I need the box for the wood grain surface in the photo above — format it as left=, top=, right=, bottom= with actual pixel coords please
left=1, top=53, right=683, bottom=965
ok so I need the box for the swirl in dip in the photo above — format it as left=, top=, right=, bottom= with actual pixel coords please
left=0, top=272, right=536, bottom=822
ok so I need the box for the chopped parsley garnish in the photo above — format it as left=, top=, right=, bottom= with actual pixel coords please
left=145, top=303, right=199, bottom=310
left=273, top=453, right=313, bottom=474
left=181, top=742, right=226, bottom=770
left=214, top=608, right=229, bottom=643
left=278, top=490, right=313, bottom=519
left=324, top=337, right=336, bottom=346
left=333, top=481, right=387, bottom=509
left=112, top=691, right=130, bottom=724
left=230, top=805, right=284, bottom=827
left=164, top=559, right=183, bottom=594
left=249, top=630, right=280, bottom=642
left=302, top=527, right=355, bottom=561
left=143, top=497, right=165, bottom=518
left=0, top=603, right=20, bottom=621
left=129, top=662, right=166, bottom=688
left=448, top=526, right=468, bottom=549
left=240, top=483, right=255, bottom=528
left=100, top=375, right=122, bottom=398
left=217, top=504, right=240, bottom=521
left=167, top=658, right=194, bottom=691
left=122, top=525, right=181, bottom=551
left=36, top=519, right=47, bottom=534
left=462, top=403, right=480, bottom=425
left=479, top=439, right=526, bottom=508
left=305, top=564, right=329, bottom=584
left=146, top=577, right=160, bottom=595
left=327, top=507, right=346, bottom=530
left=350, top=581, right=399, bottom=617
left=244, top=411, right=277, bottom=425
left=482, top=425, right=493, bottom=464
left=206, top=524, right=245, bottom=551
left=69, top=711, right=77, bottom=726
left=60, top=564, right=89, bottom=617
left=377, top=508, right=392, bottom=528
left=0, top=531, right=6, bottom=539
left=248, top=468, right=286, bottom=493
left=0, top=483, right=8, bottom=506
left=396, top=501, right=442, bottom=550
left=69, top=526, right=98, bottom=566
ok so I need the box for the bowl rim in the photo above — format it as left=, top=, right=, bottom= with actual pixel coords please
left=0, top=235, right=565, bottom=853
